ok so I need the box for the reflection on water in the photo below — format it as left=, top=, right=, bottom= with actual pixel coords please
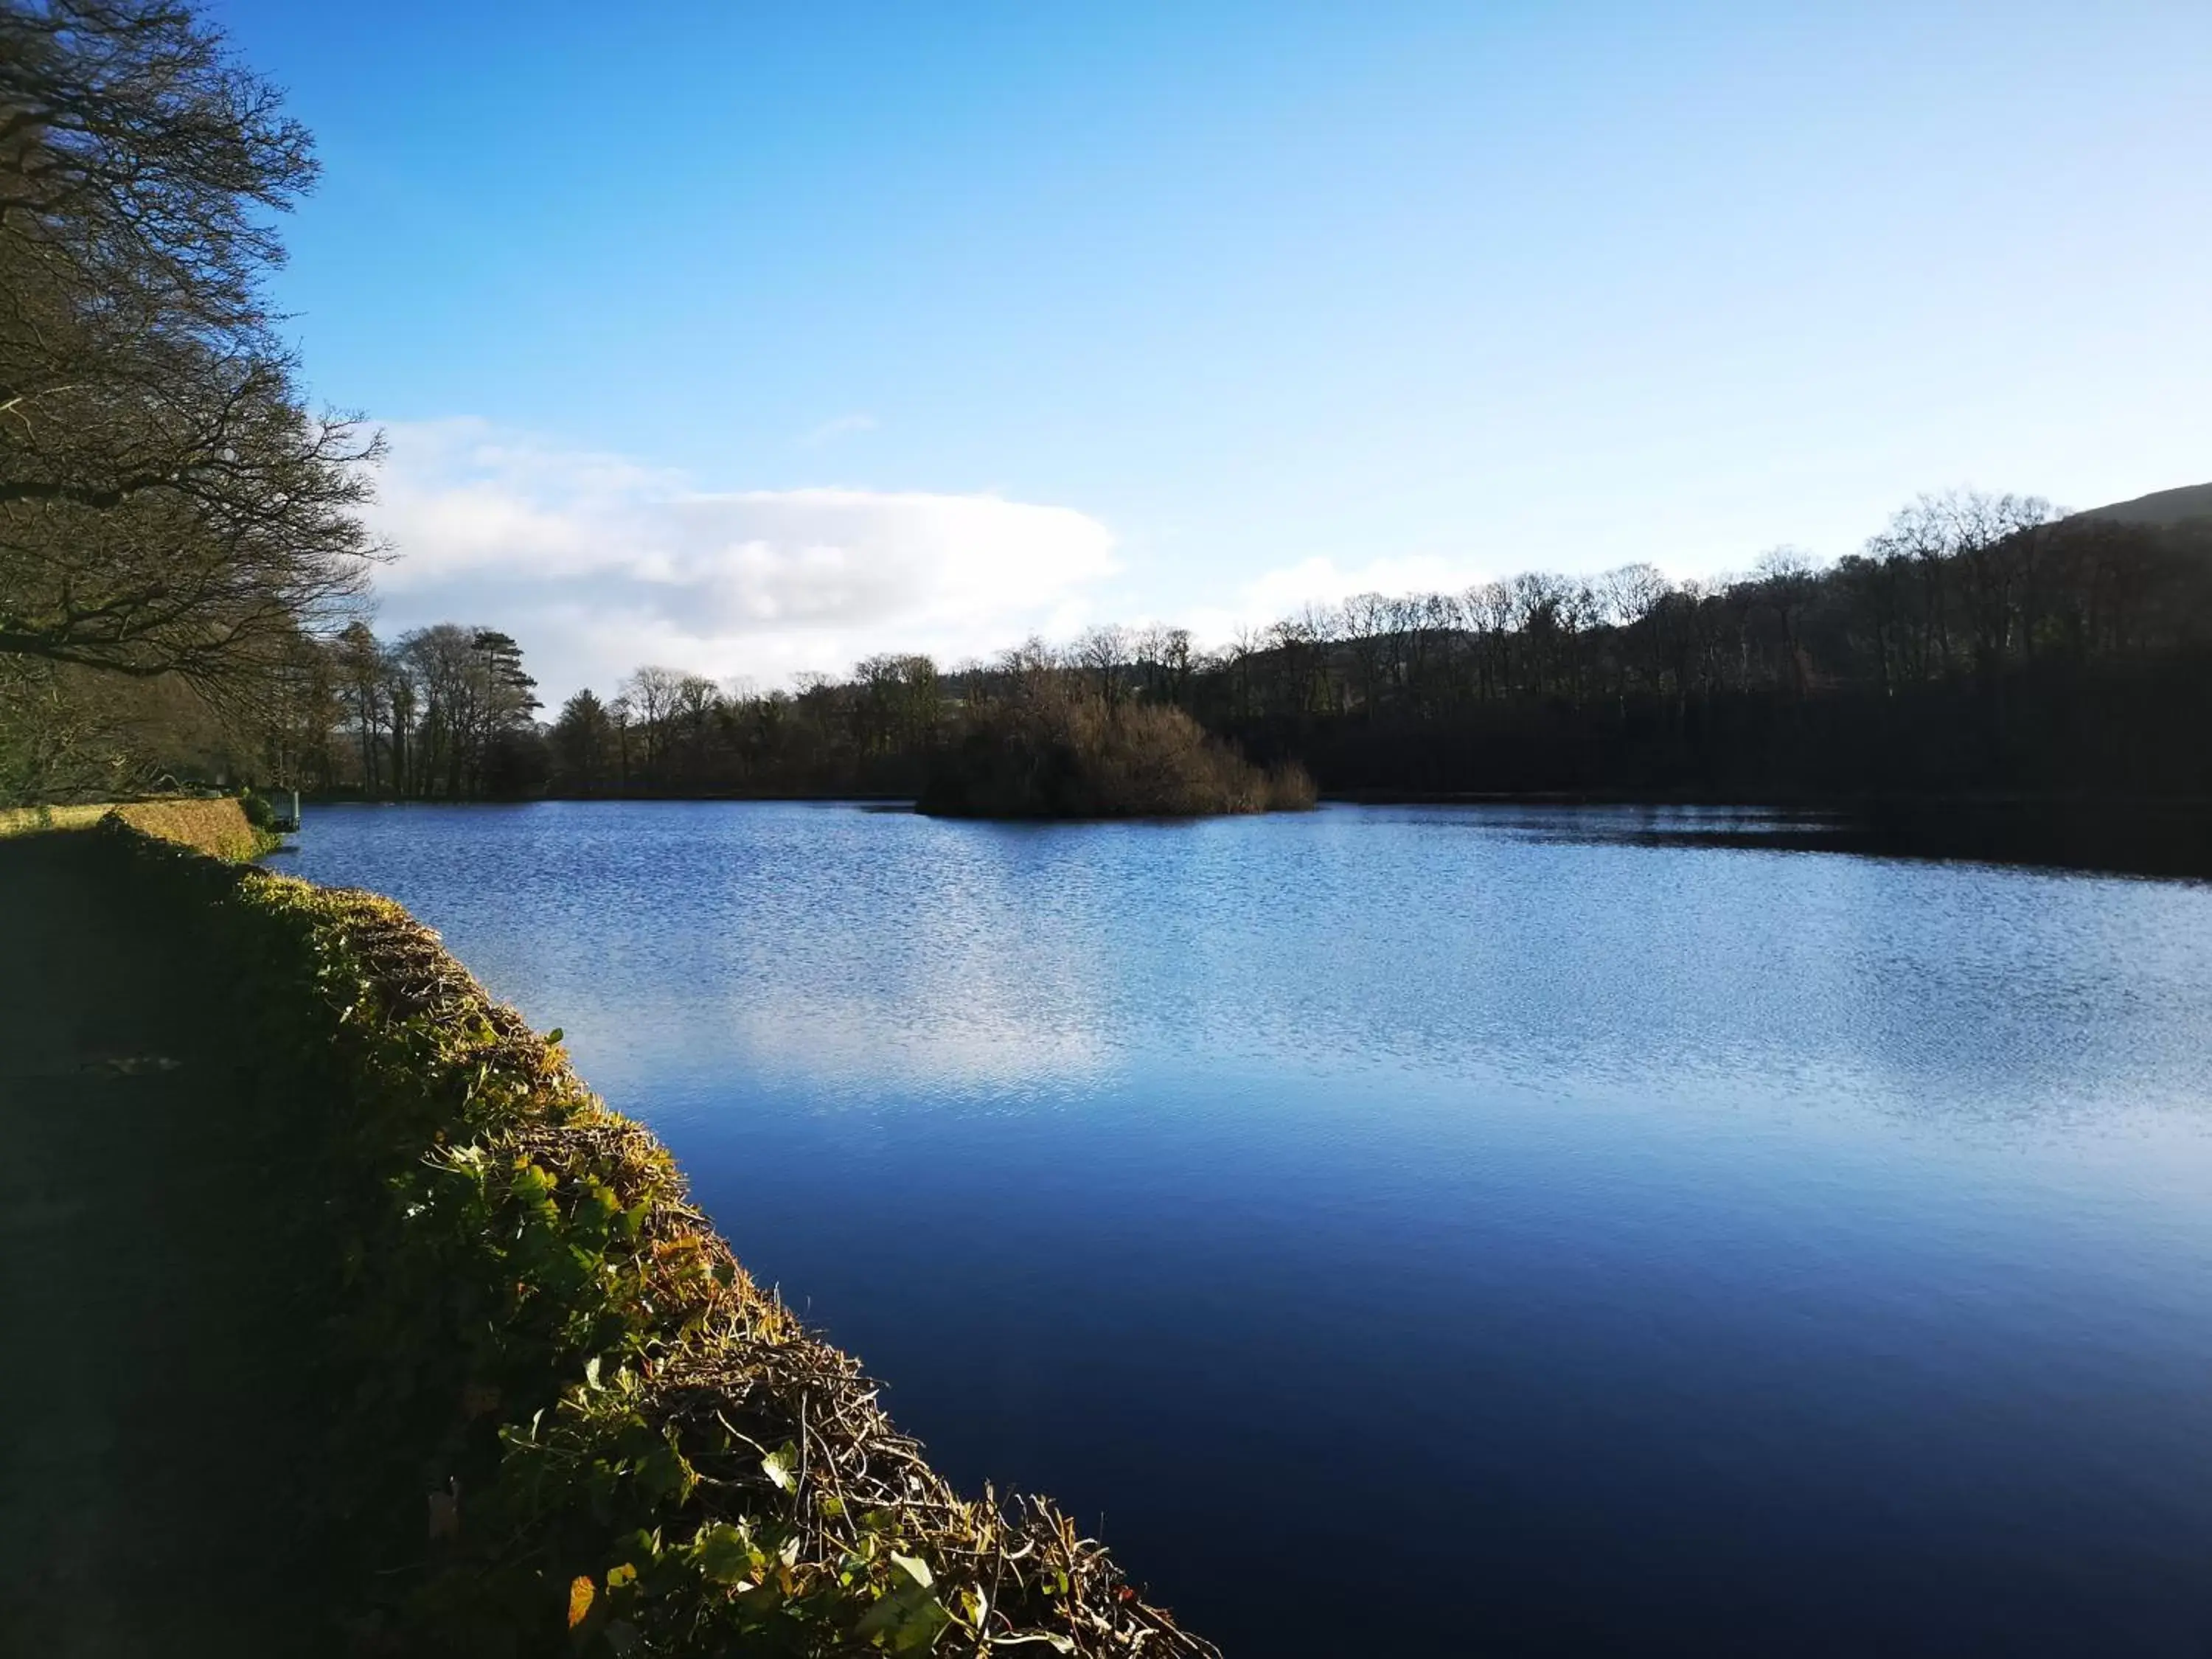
left=1504, top=797, right=2212, bottom=881
left=728, top=983, right=1111, bottom=1096
left=293, top=801, right=2212, bottom=1658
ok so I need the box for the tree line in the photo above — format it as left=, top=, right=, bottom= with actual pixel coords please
left=253, top=484, right=2209, bottom=805
left=1198, top=490, right=2212, bottom=800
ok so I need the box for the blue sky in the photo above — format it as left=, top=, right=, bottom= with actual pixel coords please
left=212, top=1, right=2212, bottom=698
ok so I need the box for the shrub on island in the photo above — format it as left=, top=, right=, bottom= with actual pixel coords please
left=920, top=686, right=1315, bottom=818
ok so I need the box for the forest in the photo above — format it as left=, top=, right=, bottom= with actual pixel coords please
left=163, top=486, right=2212, bottom=809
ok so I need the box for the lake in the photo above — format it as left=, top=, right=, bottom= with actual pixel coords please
left=288, top=801, right=2212, bottom=1657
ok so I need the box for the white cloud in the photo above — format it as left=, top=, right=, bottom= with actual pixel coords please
left=363, top=420, right=1119, bottom=700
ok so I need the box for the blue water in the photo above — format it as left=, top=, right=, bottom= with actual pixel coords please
left=287, top=801, right=2212, bottom=1657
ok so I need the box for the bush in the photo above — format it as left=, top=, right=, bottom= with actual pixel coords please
left=921, top=686, right=1315, bottom=818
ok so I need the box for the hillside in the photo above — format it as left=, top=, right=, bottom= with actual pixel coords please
left=2076, top=481, right=2212, bottom=527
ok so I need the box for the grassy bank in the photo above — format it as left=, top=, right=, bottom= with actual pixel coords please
left=922, top=686, right=1315, bottom=819
left=0, top=796, right=277, bottom=860
left=0, top=801, right=110, bottom=836
left=87, top=819, right=1214, bottom=1658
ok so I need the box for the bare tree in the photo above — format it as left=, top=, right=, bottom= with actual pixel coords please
left=0, top=0, right=380, bottom=701
left=1339, top=592, right=1389, bottom=713
left=1074, top=625, right=1131, bottom=709
left=1752, top=546, right=1820, bottom=697
left=1157, top=626, right=1193, bottom=703
left=619, top=664, right=684, bottom=782
left=1597, top=563, right=1670, bottom=630
left=995, top=636, right=1057, bottom=705
left=333, top=620, right=384, bottom=794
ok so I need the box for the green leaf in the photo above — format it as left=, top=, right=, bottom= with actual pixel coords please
left=891, top=1598, right=953, bottom=1652
left=511, top=1162, right=553, bottom=1198
left=693, top=1523, right=752, bottom=1586
left=605, top=1562, right=638, bottom=1590
left=853, top=1593, right=913, bottom=1638
left=760, top=1441, right=799, bottom=1492
left=888, top=1552, right=933, bottom=1590
left=634, top=1440, right=697, bottom=1504
left=547, top=1027, right=564, bottom=1043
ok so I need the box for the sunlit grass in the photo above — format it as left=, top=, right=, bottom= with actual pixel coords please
left=0, top=803, right=110, bottom=837
left=0, top=799, right=271, bottom=859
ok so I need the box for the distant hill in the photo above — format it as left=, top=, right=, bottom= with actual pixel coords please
left=2073, top=481, right=2212, bottom=526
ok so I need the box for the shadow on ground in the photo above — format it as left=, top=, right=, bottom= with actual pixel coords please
left=0, top=832, right=342, bottom=1656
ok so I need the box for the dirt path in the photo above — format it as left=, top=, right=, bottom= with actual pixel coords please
left=0, top=833, right=338, bottom=1655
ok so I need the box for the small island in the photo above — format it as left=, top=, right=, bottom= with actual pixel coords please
left=919, top=681, right=1315, bottom=818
